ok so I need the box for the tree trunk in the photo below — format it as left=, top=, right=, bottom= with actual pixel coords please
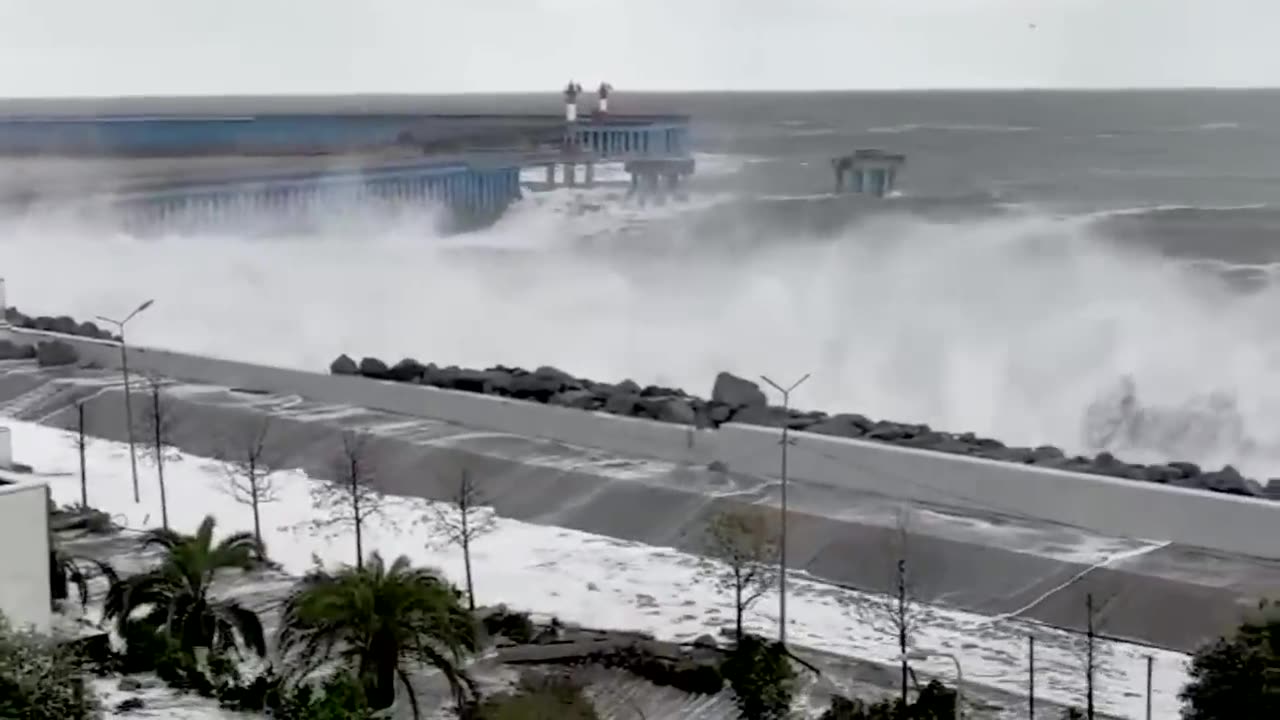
left=1086, top=593, right=1096, bottom=720
left=153, top=390, right=168, bottom=530
left=898, top=558, right=908, bottom=707
left=249, top=457, right=262, bottom=547
left=77, top=403, right=87, bottom=507
left=734, top=570, right=744, bottom=641
left=460, top=491, right=475, bottom=611
left=367, top=653, right=398, bottom=712
left=462, top=534, right=476, bottom=612
left=352, top=467, right=364, bottom=570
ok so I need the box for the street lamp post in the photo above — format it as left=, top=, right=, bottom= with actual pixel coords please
left=96, top=299, right=154, bottom=504
left=900, top=649, right=964, bottom=720
left=760, top=372, right=810, bottom=646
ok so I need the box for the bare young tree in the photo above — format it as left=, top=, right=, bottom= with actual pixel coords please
left=64, top=402, right=91, bottom=507
left=217, top=416, right=279, bottom=547
left=310, top=430, right=384, bottom=570
left=702, top=506, right=780, bottom=641
left=852, top=507, right=927, bottom=707
left=427, top=468, right=495, bottom=611
left=135, top=375, right=178, bottom=530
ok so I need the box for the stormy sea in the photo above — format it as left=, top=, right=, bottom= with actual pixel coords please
left=5, top=89, right=1280, bottom=477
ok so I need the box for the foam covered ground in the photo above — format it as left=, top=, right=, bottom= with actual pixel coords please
left=5, top=387, right=1199, bottom=718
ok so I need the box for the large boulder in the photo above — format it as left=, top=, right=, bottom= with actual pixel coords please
left=48, top=316, right=80, bottom=335
left=1195, top=466, right=1262, bottom=497
left=387, top=358, right=427, bottom=383
left=1265, top=479, right=1280, bottom=500
left=357, top=356, right=390, bottom=379
left=0, top=340, right=35, bottom=361
left=448, top=369, right=494, bottom=394
left=602, top=392, right=641, bottom=417
left=75, top=321, right=107, bottom=339
left=533, top=365, right=581, bottom=391
left=329, top=354, right=359, bottom=375
left=710, top=371, right=767, bottom=409
left=732, top=404, right=791, bottom=428
left=549, top=389, right=601, bottom=410
left=505, top=371, right=564, bottom=402
left=35, top=340, right=78, bottom=367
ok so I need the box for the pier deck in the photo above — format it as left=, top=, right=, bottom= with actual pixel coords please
left=0, top=97, right=696, bottom=224
left=0, top=147, right=693, bottom=203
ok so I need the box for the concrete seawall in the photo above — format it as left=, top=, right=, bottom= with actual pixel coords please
left=6, top=327, right=1280, bottom=560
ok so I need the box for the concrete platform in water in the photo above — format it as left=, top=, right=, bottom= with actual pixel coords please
left=0, top=361, right=1273, bottom=656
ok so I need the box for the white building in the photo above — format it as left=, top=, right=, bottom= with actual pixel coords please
left=0, top=426, right=53, bottom=633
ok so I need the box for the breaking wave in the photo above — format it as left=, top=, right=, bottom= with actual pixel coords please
left=4, top=186, right=1280, bottom=477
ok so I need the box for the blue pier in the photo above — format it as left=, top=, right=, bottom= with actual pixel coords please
left=0, top=95, right=697, bottom=231
left=109, top=161, right=524, bottom=233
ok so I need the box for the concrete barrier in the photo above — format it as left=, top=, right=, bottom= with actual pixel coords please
left=719, top=423, right=1280, bottom=559
left=3, top=325, right=1278, bottom=558
left=0, top=328, right=718, bottom=467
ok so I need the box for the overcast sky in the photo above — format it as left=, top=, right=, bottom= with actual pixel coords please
left=0, top=0, right=1273, bottom=96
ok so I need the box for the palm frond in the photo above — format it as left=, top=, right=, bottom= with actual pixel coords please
left=214, top=600, right=267, bottom=657
left=395, top=666, right=422, bottom=720
left=413, top=637, right=476, bottom=708
left=141, top=526, right=188, bottom=552
left=212, top=530, right=267, bottom=567
left=194, top=515, right=217, bottom=551
left=58, top=554, right=119, bottom=609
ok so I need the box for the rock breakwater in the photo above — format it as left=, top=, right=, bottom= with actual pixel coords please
left=4, top=307, right=118, bottom=342
left=329, top=353, right=1280, bottom=502
left=0, top=337, right=80, bottom=367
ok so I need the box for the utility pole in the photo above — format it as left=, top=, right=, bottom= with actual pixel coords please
left=95, top=298, right=154, bottom=503
left=1152, top=653, right=1162, bottom=712
left=1029, top=635, right=1035, bottom=719
left=1086, top=593, right=1096, bottom=720
left=77, top=403, right=88, bottom=507
left=760, top=371, right=810, bottom=646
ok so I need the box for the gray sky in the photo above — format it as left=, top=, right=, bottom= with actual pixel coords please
left=0, top=0, right=1273, bottom=95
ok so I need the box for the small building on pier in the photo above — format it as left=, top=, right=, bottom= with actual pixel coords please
left=541, top=116, right=695, bottom=198
left=833, top=149, right=905, bottom=198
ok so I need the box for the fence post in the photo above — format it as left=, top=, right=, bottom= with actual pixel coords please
left=1028, top=634, right=1035, bottom=719
left=1152, top=653, right=1162, bottom=712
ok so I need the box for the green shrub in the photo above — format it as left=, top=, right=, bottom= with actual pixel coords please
left=720, top=633, right=796, bottom=720
left=483, top=607, right=537, bottom=644
left=466, top=673, right=599, bottom=720
left=1180, top=599, right=1280, bottom=719
left=594, top=643, right=724, bottom=695
left=819, top=695, right=898, bottom=719
left=0, top=613, right=98, bottom=720
left=218, top=667, right=372, bottom=719
left=818, top=681, right=957, bottom=720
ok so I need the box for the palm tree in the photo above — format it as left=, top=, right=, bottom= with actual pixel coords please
left=50, top=545, right=118, bottom=609
left=278, top=552, right=479, bottom=718
left=103, top=514, right=267, bottom=659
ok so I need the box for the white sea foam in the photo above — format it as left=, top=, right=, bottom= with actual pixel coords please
left=6, top=418, right=1191, bottom=719
left=866, top=123, right=1035, bottom=134
left=3, top=180, right=1279, bottom=478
